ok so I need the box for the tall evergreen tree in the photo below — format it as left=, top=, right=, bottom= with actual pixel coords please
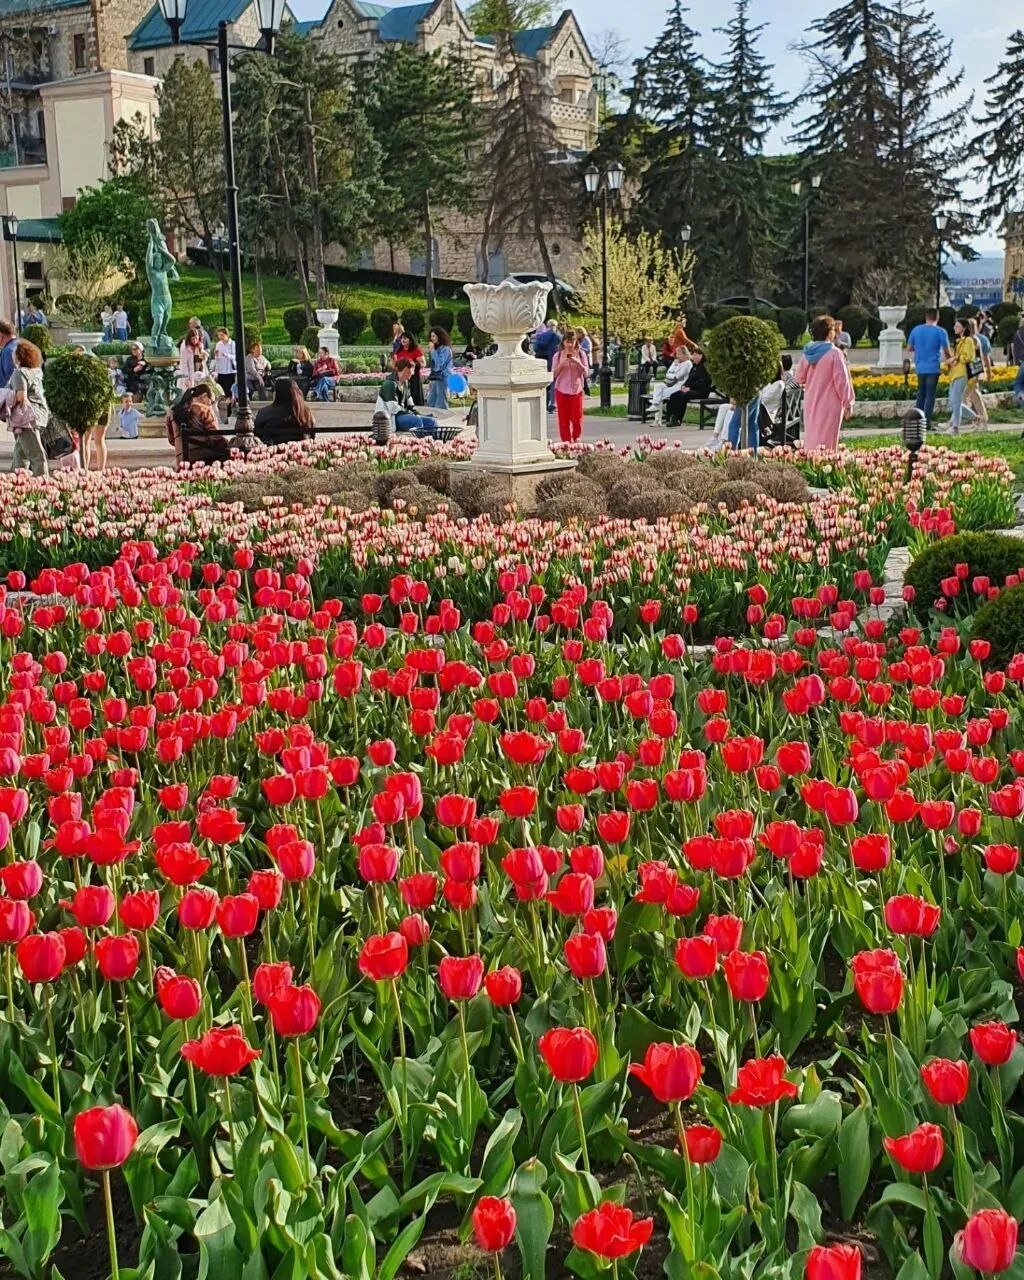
left=790, top=0, right=971, bottom=303
left=623, top=1, right=708, bottom=250
left=360, top=45, right=479, bottom=308
left=699, top=0, right=788, bottom=298
left=974, top=29, right=1024, bottom=226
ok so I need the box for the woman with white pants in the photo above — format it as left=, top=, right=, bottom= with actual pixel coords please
left=944, top=320, right=978, bottom=435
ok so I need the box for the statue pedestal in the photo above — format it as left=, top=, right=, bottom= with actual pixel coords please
left=469, top=353, right=559, bottom=468
left=316, top=309, right=340, bottom=360
left=876, top=306, right=907, bottom=371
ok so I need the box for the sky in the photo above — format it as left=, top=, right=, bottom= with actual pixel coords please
left=290, top=0, right=1014, bottom=252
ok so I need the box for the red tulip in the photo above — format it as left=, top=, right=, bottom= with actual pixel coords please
left=400, top=913, right=430, bottom=947
left=704, top=913, right=743, bottom=954
left=682, top=1123, right=722, bottom=1163
left=850, top=833, right=891, bottom=872
left=984, top=845, right=1019, bottom=875
left=538, top=1026, right=599, bottom=1082
left=499, top=786, right=537, bottom=817
left=155, top=843, right=211, bottom=886
left=629, top=1042, right=702, bottom=1103
left=73, top=1104, right=138, bottom=1170
left=196, top=807, right=245, bottom=844
left=439, top=842, right=481, bottom=883
left=472, top=1196, right=517, bottom=1252
left=572, top=1201, right=654, bottom=1259
left=920, top=1058, right=970, bottom=1106
left=728, top=1054, right=799, bottom=1106
left=358, top=932, right=409, bottom=981
left=806, top=1243, right=862, bottom=1280
left=956, top=1209, right=1018, bottom=1274
left=0, top=898, right=33, bottom=943
left=178, top=886, right=219, bottom=930
left=358, top=843, right=401, bottom=883
left=0, top=860, right=42, bottom=899
left=485, top=966, right=523, bottom=1006
left=438, top=954, right=484, bottom=1000
left=884, top=1122, right=944, bottom=1173
left=59, top=926, right=87, bottom=967
left=564, top=932, right=606, bottom=979
left=675, top=934, right=718, bottom=979
left=253, top=961, right=293, bottom=1006
left=268, top=983, right=321, bottom=1037
left=596, top=810, right=630, bottom=845
left=95, top=934, right=140, bottom=982
left=546, top=871, right=595, bottom=917
left=155, top=969, right=202, bottom=1020
left=16, top=932, right=66, bottom=983
left=274, top=839, right=316, bottom=881
left=822, top=786, right=859, bottom=826
left=970, top=1022, right=1017, bottom=1066
left=851, top=948, right=903, bottom=1015
left=65, top=885, right=115, bottom=928
left=247, top=869, right=284, bottom=911
left=724, top=950, right=770, bottom=1002
left=117, top=888, right=160, bottom=932
left=399, top=872, right=438, bottom=909
left=180, top=1025, right=260, bottom=1075
left=884, top=893, right=940, bottom=937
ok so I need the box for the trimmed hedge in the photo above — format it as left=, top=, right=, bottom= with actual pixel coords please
left=370, top=308, right=399, bottom=344
left=836, top=305, right=869, bottom=344
left=401, top=308, right=425, bottom=337
left=971, top=583, right=1024, bottom=668
left=283, top=307, right=309, bottom=343
left=707, top=306, right=742, bottom=328
left=336, top=307, right=368, bottom=344
left=904, top=532, right=1024, bottom=618
left=777, top=307, right=807, bottom=346
left=22, top=323, right=51, bottom=355
left=428, top=308, right=455, bottom=335
left=456, top=308, right=474, bottom=342
left=301, top=325, right=320, bottom=353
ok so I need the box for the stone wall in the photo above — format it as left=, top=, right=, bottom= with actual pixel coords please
left=92, top=0, right=153, bottom=71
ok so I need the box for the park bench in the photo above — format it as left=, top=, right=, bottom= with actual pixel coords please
left=639, top=389, right=728, bottom=428
left=179, top=419, right=463, bottom=463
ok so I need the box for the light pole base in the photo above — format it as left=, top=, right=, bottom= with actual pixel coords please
left=232, top=403, right=258, bottom=452
left=598, top=365, right=613, bottom=410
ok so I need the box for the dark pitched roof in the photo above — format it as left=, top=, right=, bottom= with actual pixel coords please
left=2, top=217, right=61, bottom=243
left=0, top=0, right=85, bottom=16
left=511, top=24, right=552, bottom=56
left=376, top=0, right=433, bottom=41
left=129, top=0, right=252, bottom=50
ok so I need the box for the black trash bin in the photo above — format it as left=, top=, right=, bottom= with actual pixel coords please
left=627, top=370, right=652, bottom=421
left=613, top=349, right=628, bottom=381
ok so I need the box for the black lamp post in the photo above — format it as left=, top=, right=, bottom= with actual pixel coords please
left=3, top=214, right=21, bottom=332
left=934, top=212, right=948, bottom=311
left=790, top=174, right=821, bottom=317
left=584, top=160, right=624, bottom=410
left=157, top=0, right=285, bottom=448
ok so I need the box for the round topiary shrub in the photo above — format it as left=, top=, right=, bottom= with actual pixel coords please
left=703, top=316, right=782, bottom=447
left=901, top=306, right=926, bottom=337
left=428, top=308, right=455, bottom=336
left=997, top=315, right=1021, bottom=348
left=401, top=308, right=425, bottom=338
left=370, top=308, right=399, bottom=345
left=777, top=307, right=807, bottom=347
left=412, top=458, right=452, bottom=495
left=335, top=308, right=367, bottom=344
left=43, top=351, right=115, bottom=433
left=904, top=532, right=1024, bottom=617
left=283, top=307, right=309, bottom=343
left=22, top=323, right=51, bottom=355
left=707, top=305, right=742, bottom=328
left=971, top=583, right=1024, bottom=668
left=456, top=308, right=474, bottom=342
left=991, top=302, right=1020, bottom=326
left=836, top=305, right=869, bottom=344
left=685, top=307, right=706, bottom=340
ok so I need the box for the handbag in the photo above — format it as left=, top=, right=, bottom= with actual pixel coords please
left=38, top=416, right=76, bottom=460
left=965, top=339, right=983, bottom=380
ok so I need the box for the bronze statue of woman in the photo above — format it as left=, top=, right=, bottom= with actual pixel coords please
left=145, top=218, right=179, bottom=354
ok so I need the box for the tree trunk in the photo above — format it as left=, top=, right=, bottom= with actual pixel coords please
left=253, top=238, right=267, bottom=326
left=270, top=133, right=314, bottom=318
left=478, top=193, right=496, bottom=282
left=423, top=195, right=435, bottom=311
left=388, top=241, right=396, bottom=272
left=304, top=87, right=329, bottom=308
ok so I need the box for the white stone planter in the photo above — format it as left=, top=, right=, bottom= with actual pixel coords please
left=876, top=305, right=908, bottom=371
left=316, top=309, right=340, bottom=360
left=464, top=280, right=551, bottom=359
left=67, top=330, right=105, bottom=353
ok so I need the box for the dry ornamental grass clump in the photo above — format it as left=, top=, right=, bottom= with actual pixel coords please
left=536, top=475, right=608, bottom=522
left=713, top=480, right=765, bottom=512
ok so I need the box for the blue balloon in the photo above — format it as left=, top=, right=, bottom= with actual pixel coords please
left=448, top=372, right=468, bottom=395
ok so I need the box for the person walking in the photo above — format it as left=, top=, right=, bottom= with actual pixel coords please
left=794, top=315, right=855, bottom=451
left=255, top=378, right=317, bottom=447
left=7, top=339, right=49, bottom=475
left=1012, top=316, right=1024, bottom=409
left=212, top=328, right=236, bottom=398
left=100, top=305, right=113, bottom=342
left=112, top=303, right=130, bottom=342
left=551, top=330, right=588, bottom=442
left=532, top=320, right=561, bottom=412
left=906, top=308, right=951, bottom=428
left=426, top=327, right=454, bottom=409
left=944, top=318, right=979, bottom=435
left=833, top=319, right=852, bottom=354
left=964, top=319, right=989, bottom=427
left=0, top=321, right=17, bottom=386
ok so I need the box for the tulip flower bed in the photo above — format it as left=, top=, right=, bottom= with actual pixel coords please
left=2, top=536, right=1024, bottom=1280
left=0, top=442, right=1015, bottom=642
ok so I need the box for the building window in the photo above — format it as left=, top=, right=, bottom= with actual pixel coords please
left=23, top=260, right=43, bottom=283
left=337, top=18, right=344, bottom=26
left=73, top=34, right=87, bottom=70
left=143, top=56, right=155, bottom=75
left=207, top=47, right=220, bottom=71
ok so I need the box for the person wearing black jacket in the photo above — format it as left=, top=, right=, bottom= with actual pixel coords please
left=254, top=378, right=317, bottom=447
left=666, top=348, right=713, bottom=425
left=288, top=346, right=314, bottom=396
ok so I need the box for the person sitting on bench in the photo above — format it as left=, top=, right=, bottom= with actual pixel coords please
left=665, top=347, right=712, bottom=426
left=650, top=345, right=692, bottom=425
left=377, top=358, right=439, bottom=438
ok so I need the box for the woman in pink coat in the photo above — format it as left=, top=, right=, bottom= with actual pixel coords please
left=794, top=315, right=855, bottom=451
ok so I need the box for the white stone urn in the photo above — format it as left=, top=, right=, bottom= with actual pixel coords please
left=67, top=330, right=105, bottom=353
left=464, top=280, right=552, bottom=357
left=316, top=308, right=340, bottom=359
left=315, top=308, right=339, bottom=329
left=876, top=304, right=908, bottom=371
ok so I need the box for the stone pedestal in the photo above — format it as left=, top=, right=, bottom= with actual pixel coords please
left=876, top=305, right=907, bottom=371
left=316, top=308, right=340, bottom=359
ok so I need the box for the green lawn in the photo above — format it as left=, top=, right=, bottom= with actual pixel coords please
left=172, top=264, right=468, bottom=345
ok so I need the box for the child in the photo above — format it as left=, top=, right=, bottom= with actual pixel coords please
left=116, top=393, right=141, bottom=440
left=107, top=357, right=126, bottom=396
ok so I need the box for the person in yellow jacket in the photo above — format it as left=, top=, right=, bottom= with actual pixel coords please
left=942, top=318, right=979, bottom=435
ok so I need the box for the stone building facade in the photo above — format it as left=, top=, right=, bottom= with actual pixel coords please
left=1003, top=213, right=1024, bottom=306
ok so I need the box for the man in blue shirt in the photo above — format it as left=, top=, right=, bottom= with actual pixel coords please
left=906, top=309, right=951, bottom=428
left=0, top=321, right=16, bottom=386
left=532, top=321, right=561, bottom=412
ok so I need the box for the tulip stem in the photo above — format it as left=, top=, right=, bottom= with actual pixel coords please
left=492, top=1253, right=504, bottom=1280
left=4, top=949, right=13, bottom=1020
left=389, top=981, right=409, bottom=1134
left=236, top=939, right=256, bottom=1040
left=508, top=1009, right=526, bottom=1062
left=42, top=986, right=60, bottom=1111
left=300, top=882, right=317, bottom=978
left=290, top=1040, right=313, bottom=1186
left=748, top=1003, right=759, bottom=1057
left=457, top=1004, right=473, bottom=1166
left=121, top=992, right=137, bottom=1115
left=222, top=1080, right=238, bottom=1174
left=675, top=1104, right=696, bottom=1218
left=572, top=1083, right=591, bottom=1173
left=101, top=1170, right=120, bottom=1280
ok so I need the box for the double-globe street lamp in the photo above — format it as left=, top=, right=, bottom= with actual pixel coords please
left=156, top=0, right=287, bottom=447
left=790, top=174, right=821, bottom=318
left=934, top=212, right=948, bottom=311
left=584, top=161, right=624, bottom=409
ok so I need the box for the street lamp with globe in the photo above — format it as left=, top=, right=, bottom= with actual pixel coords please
left=584, top=161, right=624, bottom=409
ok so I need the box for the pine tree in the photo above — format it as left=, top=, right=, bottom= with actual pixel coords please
left=974, top=29, right=1024, bottom=226
left=623, top=1, right=708, bottom=249
left=361, top=45, right=479, bottom=308
left=699, top=0, right=788, bottom=298
left=790, top=0, right=971, bottom=303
